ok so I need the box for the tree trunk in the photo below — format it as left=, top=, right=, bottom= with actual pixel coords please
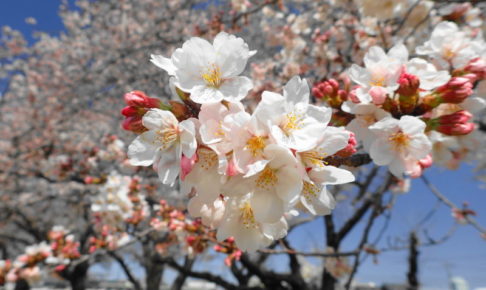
left=407, top=232, right=419, bottom=290
left=14, top=279, right=30, bottom=290
left=69, top=261, right=89, bottom=290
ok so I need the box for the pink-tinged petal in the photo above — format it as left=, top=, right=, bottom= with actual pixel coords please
left=225, top=157, right=240, bottom=177
left=142, top=109, right=178, bottom=130
left=369, top=86, right=388, bottom=105
left=180, top=153, right=197, bottom=181
left=127, top=132, right=158, bottom=166
left=200, top=119, right=223, bottom=145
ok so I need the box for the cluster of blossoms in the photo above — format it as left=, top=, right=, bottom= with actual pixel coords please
left=150, top=200, right=242, bottom=265
left=123, top=32, right=356, bottom=251
left=89, top=172, right=149, bottom=252
left=314, top=21, right=486, bottom=180
left=120, top=22, right=486, bottom=252
left=0, top=226, right=82, bottom=286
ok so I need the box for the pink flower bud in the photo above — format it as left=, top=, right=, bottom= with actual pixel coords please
left=225, top=157, right=240, bottom=177
left=121, top=91, right=163, bottom=133
left=84, top=176, right=94, bottom=184
left=418, top=154, right=433, bottom=169
left=369, top=86, right=387, bottom=105
left=124, top=91, right=161, bottom=108
left=180, top=153, right=198, bottom=181
left=464, top=58, right=486, bottom=80
left=436, top=77, right=473, bottom=103
left=437, top=110, right=472, bottom=125
left=437, top=122, right=475, bottom=136
left=335, top=132, right=357, bottom=158
left=396, top=73, right=420, bottom=96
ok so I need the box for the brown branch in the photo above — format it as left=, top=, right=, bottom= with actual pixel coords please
left=161, top=257, right=239, bottom=290
left=109, top=251, right=142, bottom=290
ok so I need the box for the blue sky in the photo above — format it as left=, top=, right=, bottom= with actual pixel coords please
left=1, top=1, right=485, bottom=288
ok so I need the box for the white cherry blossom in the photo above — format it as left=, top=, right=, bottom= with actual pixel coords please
left=254, top=76, right=332, bottom=152
left=368, top=116, right=432, bottom=177
left=128, top=109, right=197, bottom=185
left=151, top=32, right=255, bottom=104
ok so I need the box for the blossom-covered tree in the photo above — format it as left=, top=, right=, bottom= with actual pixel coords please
left=1, top=1, right=486, bottom=290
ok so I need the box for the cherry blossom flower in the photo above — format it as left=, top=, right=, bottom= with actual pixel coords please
left=416, top=21, right=484, bottom=69
left=368, top=116, right=432, bottom=177
left=254, top=76, right=332, bottom=152
left=216, top=194, right=288, bottom=252
left=127, top=109, right=197, bottom=185
left=150, top=32, right=255, bottom=104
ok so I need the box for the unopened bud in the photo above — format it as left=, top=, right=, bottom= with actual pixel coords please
left=436, top=77, right=473, bottom=104
left=438, top=110, right=472, bottom=125
left=418, top=154, right=433, bottom=169
left=335, top=132, right=357, bottom=158
left=464, top=58, right=486, bottom=80
left=396, top=73, right=420, bottom=96
left=437, top=122, right=475, bottom=136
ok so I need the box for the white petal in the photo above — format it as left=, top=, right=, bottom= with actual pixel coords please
left=399, top=116, right=425, bottom=136
left=369, top=139, right=394, bottom=166
left=251, top=191, right=284, bottom=224
left=179, top=118, right=197, bottom=158
left=156, top=146, right=180, bottom=185
left=213, top=32, right=251, bottom=77
left=283, top=76, right=309, bottom=106
left=190, top=85, right=224, bottom=104
left=127, top=132, right=158, bottom=166
left=142, top=109, right=178, bottom=130
left=309, top=166, right=355, bottom=185
left=150, top=54, right=176, bottom=76
left=219, top=76, right=253, bottom=102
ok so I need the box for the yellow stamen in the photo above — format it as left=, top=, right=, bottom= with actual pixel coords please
left=282, top=112, right=303, bottom=134
left=300, top=150, right=327, bottom=167
left=245, top=135, right=267, bottom=157
left=302, top=181, right=319, bottom=202
left=255, top=167, right=278, bottom=190
left=155, top=127, right=178, bottom=149
left=388, top=131, right=410, bottom=152
left=201, top=64, right=222, bottom=88
left=369, top=75, right=385, bottom=87
left=198, top=148, right=218, bottom=170
left=240, top=202, right=257, bottom=229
